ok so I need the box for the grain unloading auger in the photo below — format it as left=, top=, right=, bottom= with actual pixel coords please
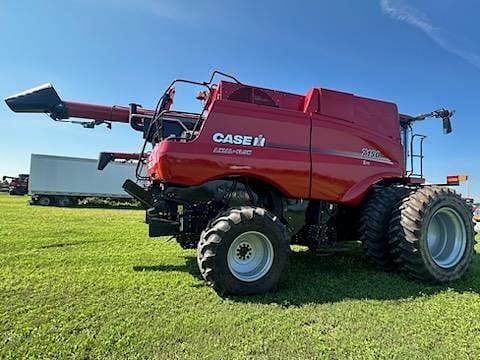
left=5, top=71, right=472, bottom=296
left=4, top=82, right=154, bottom=131
left=4, top=83, right=157, bottom=171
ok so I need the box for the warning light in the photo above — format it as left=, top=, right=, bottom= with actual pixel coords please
left=446, top=175, right=468, bottom=185
left=447, top=176, right=459, bottom=185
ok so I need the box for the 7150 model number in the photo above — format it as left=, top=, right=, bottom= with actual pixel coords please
left=361, top=148, right=383, bottom=160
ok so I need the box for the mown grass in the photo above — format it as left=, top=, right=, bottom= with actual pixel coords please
left=1, top=193, right=480, bottom=359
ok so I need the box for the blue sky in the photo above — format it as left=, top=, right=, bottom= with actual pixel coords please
left=1, top=0, right=479, bottom=198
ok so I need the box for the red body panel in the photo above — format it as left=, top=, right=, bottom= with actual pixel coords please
left=147, top=81, right=405, bottom=205
left=148, top=100, right=311, bottom=198
left=309, top=89, right=404, bottom=204
left=101, top=152, right=140, bottom=161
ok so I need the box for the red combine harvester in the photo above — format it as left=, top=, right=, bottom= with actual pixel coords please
left=5, top=71, right=475, bottom=295
left=2, top=174, right=29, bottom=195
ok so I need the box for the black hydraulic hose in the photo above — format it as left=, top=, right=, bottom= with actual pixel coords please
left=135, top=117, right=159, bottom=181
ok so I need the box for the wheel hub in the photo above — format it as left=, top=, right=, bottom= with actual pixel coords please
left=236, top=242, right=253, bottom=261
left=227, top=231, right=274, bottom=282
left=426, top=207, right=467, bottom=269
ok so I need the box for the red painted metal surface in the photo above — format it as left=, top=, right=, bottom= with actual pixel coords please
left=6, top=79, right=409, bottom=205
left=101, top=152, right=141, bottom=161
left=148, top=81, right=406, bottom=205
left=148, top=99, right=311, bottom=199
left=309, top=89, right=404, bottom=204
left=65, top=101, right=153, bottom=122
left=4, top=77, right=437, bottom=205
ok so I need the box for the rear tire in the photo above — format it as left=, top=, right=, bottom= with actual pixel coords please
left=37, top=196, right=51, bottom=206
left=359, top=186, right=409, bottom=270
left=57, top=196, right=74, bottom=207
left=389, top=186, right=475, bottom=283
left=197, top=207, right=289, bottom=295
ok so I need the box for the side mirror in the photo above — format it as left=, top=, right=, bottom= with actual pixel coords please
left=442, top=116, right=452, bottom=134
left=434, top=109, right=454, bottom=134
left=431, top=108, right=454, bottom=135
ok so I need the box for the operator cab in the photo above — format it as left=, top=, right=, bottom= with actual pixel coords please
left=130, top=72, right=243, bottom=145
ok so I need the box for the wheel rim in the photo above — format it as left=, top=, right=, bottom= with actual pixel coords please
left=426, top=207, right=467, bottom=268
left=227, top=231, right=274, bottom=282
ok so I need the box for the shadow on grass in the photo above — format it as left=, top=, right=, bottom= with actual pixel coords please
left=40, top=243, right=77, bottom=249
left=70, top=204, right=142, bottom=210
left=133, top=264, right=198, bottom=273
left=34, top=203, right=142, bottom=210
left=134, top=248, right=480, bottom=306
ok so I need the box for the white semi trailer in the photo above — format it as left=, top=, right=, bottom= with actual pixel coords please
left=29, top=154, right=137, bottom=206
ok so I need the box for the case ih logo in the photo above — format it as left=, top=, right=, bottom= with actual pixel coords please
left=212, top=133, right=266, bottom=147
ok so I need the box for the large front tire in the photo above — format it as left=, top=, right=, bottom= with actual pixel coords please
left=389, top=186, right=475, bottom=283
left=197, top=207, right=289, bottom=295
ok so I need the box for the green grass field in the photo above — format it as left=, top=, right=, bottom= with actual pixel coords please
left=1, top=193, right=480, bottom=359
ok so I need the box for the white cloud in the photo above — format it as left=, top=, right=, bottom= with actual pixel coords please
left=380, top=0, right=480, bottom=69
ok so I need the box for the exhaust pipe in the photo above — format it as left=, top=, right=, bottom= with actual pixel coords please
left=4, top=84, right=68, bottom=119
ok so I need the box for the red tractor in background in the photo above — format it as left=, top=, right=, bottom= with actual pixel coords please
left=2, top=174, right=29, bottom=196
left=5, top=71, right=475, bottom=295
